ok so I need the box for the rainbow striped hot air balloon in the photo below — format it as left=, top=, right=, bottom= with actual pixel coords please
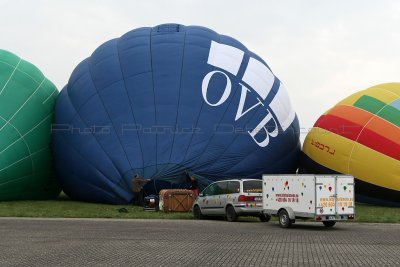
left=301, top=83, right=400, bottom=207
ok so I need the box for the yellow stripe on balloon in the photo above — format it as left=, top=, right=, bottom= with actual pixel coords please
left=350, top=142, right=400, bottom=191
left=303, top=128, right=354, bottom=175
left=373, top=83, right=400, bottom=96
left=336, top=83, right=400, bottom=107
left=336, top=91, right=366, bottom=107
left=303, top=128, right=400, bottom=191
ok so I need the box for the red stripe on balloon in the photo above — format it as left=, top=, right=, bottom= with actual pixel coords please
left=358, top=128, right=400, bottom=161
left=315, top=114, right=400, bottom=161
left=314, top=114, right=363, bottom=140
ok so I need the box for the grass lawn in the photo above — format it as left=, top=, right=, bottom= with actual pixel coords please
left=0, top=194, right=192, bottom=220
left=0, top=194, right=398, bottom=223
left=352, top=203, right=400, bottom=223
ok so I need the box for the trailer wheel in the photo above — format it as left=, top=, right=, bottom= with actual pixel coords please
left=278, top=209, right=292, bottom=228
left=226, top=205, right=238, bottom=222
left=193, top=205, right=204, bottom=220
left=259, top=214, right=271, bottom=222
left=323, top=221, right=336, bottom=227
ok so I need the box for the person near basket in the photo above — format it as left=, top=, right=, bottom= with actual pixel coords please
left=132, top=174, right=150, bottom=206
left=184, top=170, right=199, bottom=196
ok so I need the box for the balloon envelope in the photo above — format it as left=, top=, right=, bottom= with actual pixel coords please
left=0, top=49, right=60, bottom=200
left=301, top=83, right=400, bottom=207
left=53, top=24, right=300, bottom=204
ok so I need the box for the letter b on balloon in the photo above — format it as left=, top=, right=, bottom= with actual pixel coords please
left=201, top=41, right=296, bottom=147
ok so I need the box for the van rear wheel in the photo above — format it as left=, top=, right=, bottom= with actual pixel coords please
left=226, top=206, right=238, bottom=222
left=259, top=214, right=271, bottom=222
left=278, top=209, right=292, bottom=228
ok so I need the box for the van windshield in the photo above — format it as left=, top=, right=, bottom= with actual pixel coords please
left=243, top=180, right=262, bottom=193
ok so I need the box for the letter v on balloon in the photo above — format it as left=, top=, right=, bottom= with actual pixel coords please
left=201, top=41, right=296, bottom=148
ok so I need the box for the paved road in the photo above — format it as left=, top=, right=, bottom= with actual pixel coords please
left=0, top=218, right=399, bottom=267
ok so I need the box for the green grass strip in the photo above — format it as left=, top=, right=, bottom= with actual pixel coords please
left=0, top=195, right=399, bottom=223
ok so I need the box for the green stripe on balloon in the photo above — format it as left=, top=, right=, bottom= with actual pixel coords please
left=354, top=95, right=400, bottom=127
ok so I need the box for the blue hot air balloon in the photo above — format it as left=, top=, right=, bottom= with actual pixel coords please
left=53, top=24, right=300, bottom=204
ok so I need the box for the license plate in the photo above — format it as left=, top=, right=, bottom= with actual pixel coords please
left=328, top=216, right=336, bottom=220
left=255, top=197, right=262, bottom=202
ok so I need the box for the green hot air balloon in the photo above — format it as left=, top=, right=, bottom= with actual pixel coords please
left=0, top=49, right=60, bottom=200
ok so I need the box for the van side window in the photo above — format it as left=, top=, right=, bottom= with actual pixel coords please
left=227, top=181, right=240, bottom=194
left=203, top=182, right=227, bottom=196
left=215, top=182, right=228, bottom=195
left=203, top=184, right=215, bottom=196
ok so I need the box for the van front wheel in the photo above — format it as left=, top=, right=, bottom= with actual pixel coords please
left=193, top=205, right=204, bottom=220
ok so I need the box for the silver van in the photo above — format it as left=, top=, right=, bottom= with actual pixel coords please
left=192, top=179, right=270, bottom=222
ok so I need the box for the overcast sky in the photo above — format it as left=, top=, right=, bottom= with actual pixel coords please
left=1, top=0, right=399, bottom=141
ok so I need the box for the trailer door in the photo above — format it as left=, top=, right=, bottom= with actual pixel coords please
left=316, top=176, right=336, bottom=217
left=336, top=176, right=355, bottom=215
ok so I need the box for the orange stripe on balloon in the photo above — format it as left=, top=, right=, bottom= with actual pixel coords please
left=366, top=116, right=400, bottom=146
left=318, top=104, right=400, bottom=146
left=324, top=105, right=372, bottom=126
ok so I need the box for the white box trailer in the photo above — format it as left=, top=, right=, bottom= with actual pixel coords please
left=262, top=174, right=355, bottom=228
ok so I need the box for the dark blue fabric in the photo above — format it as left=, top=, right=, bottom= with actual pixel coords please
left=54, top=24, right=301, bottom=204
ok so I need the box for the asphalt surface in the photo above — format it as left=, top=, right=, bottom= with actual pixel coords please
left=0, top=218, right=399, bottom=267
